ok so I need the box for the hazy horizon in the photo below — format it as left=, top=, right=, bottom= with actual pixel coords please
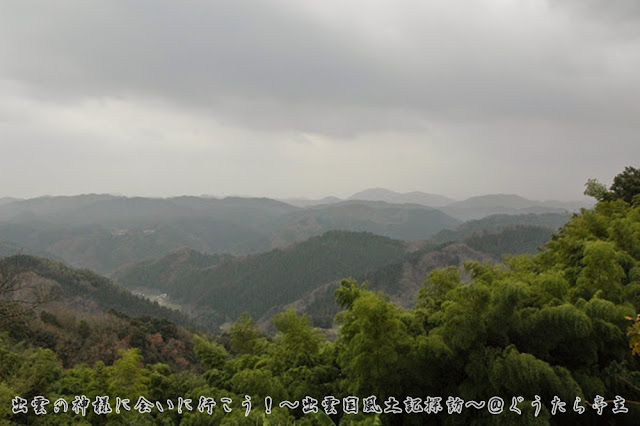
left=0, top=188, right=593, bottom=204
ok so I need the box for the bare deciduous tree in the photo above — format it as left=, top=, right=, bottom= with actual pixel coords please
left=0, top=258, right=59, bottom=322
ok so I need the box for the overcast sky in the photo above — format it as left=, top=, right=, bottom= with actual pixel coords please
left=1, top=0, right=638, bottom=201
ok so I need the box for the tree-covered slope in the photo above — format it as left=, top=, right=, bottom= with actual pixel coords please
left=0, top=218, right=269, bottom=274
left=275, top=221, right=561, bottom=328
left=0, top=255, right=190, bottom=328
left=115, top=231, right=409, bottom=326
left=116, top=214, right=565, bottom=330
left=464, top=225, right=557, bottom=259
left=112, top=248, right=234, bottom=294
left=432, top=212, right=569, bottom=243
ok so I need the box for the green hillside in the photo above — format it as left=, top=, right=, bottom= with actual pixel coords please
left=115, top=231, right=409, bottom=326
left=464, top=225, right=556, bottom=259
left=112, top=248, right=234, bottom=294
left=262, top=217, right=566, bottom=328
left=115, top=214, right=566, bottom=330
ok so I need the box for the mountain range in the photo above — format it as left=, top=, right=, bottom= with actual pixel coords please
left=0, top=188, right=580, bottom=331
left=281, top=188, right=590, bottom=218
left=0, top=190, right=587, bottom=274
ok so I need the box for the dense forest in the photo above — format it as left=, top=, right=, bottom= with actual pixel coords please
left=1, top=167, right=640, bottom=425
left=115, top=231, right=410, bottom=328
left=113, top=221, right=564, bottom=330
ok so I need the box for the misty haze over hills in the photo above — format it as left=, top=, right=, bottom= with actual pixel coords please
left=277, top=187, right=591, bottom=214
left=0, top=188, right=591, bottom=224
left=348, top=188, right=454, bottom=207
left=0, top=186, right=589, bottom=329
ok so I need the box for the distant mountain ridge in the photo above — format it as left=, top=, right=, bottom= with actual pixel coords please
left=440, top=194, right=591, bottom=221
left=262, top=199, right=462, bottom=244
left=0, top=194, right=298, bottom=225
left=348, top=188, right=454, bottom=207
left=280, top=189, right=591, bottom=220
left=279, top=196, right=342, bottom=208
left=443, top=193, right=588, bottom=210
left=0, top=195, right=461, bottom=273
left=0, top=192, right=587, bottom=274
left=432, top=212, right=570, bottom=243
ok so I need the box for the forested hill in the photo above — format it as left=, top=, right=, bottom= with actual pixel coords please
left=432, top=212, right=569, bottom=243
left=115, top=221, right=561, bottom=330
left=115, top=231, right=408, bottom=327
left=270, top=224, right=560, bottom=329
left=111, top=248, right=234, bottom=294
left=0, top=255, right=191, bottom=328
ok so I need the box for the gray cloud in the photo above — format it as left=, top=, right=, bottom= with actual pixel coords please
left=0, top=1, right=638, bottom=200
left=550, top=0, right=640, bottom=24
left=1, top=0, right=638, bottom=136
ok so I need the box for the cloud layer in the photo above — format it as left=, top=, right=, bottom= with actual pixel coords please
left=1, top=0, right=638, bottom=199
